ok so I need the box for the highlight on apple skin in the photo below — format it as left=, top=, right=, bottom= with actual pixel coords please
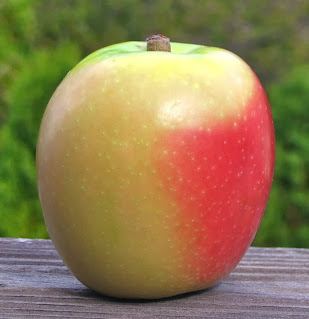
left=36, top=35, right=275, bottom=299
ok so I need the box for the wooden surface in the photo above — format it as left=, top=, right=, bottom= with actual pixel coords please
left=0, top=238, right=308, bottom=319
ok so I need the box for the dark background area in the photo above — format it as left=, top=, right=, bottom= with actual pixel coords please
left=0, top=0, right=308, bottom=247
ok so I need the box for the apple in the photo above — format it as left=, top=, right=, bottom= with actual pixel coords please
left=36, top=35, right=275, bottom=299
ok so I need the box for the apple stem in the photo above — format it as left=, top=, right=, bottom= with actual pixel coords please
left=146, top=34, right=171, bottom=52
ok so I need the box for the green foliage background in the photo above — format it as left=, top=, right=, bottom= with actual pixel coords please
left=0, top=0, right=308, bottom=247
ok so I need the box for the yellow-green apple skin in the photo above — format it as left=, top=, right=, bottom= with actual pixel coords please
left=36, top=41, right=275, bottom=299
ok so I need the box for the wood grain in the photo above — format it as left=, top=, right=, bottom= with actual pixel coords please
left=0, top=238, right=308, bottom=318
